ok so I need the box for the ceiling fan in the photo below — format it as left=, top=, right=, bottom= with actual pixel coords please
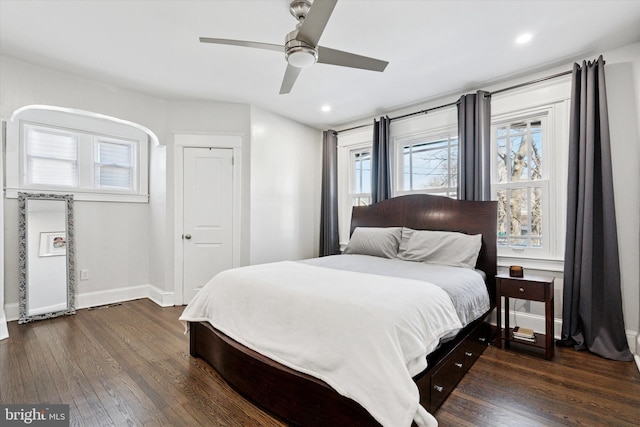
left=200, top=0, right=389, bottom=94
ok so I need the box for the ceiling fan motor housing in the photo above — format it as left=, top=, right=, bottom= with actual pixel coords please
left=285, top=30, right=318, bottom=68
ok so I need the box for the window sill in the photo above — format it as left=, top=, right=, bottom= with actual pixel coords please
left=497, top=255, right=564, bottom=273
left=6, top=188, right=149, bottom=203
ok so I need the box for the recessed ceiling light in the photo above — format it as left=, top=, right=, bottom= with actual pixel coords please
left=321, top=105, right=331, bottom=112
left=516, top=33, right=533, bottom=44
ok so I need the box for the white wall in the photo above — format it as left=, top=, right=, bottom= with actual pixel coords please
left=1, top=55, right=324, bottom=321
left=605, top=43, right=640, bottom=357
left=249, top=106, right=322, bottom=264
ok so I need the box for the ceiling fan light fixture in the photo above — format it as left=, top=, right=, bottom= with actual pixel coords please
left=286, top=46, right=318, bottom=68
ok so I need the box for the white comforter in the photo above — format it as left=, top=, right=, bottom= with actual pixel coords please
left=179, top=261, right=463, bottom=427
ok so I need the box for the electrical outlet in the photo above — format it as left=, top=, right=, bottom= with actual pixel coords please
left=80, top=269, right=90, bottom=280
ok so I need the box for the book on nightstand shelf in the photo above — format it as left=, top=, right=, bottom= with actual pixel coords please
left=512, top=326, right=536, bottom=342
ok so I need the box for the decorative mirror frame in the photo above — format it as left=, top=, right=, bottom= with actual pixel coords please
left=18, top=192, right=76, bottom=324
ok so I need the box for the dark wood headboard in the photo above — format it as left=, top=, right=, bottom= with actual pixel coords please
left=350, top=194, right=497, bottom=306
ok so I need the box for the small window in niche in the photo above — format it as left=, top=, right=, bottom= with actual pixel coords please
left=95, top=138, right=134, bottom=191
left=6, top=105, right=151, bottom=202
left=24, top=124, right=79, bottom=187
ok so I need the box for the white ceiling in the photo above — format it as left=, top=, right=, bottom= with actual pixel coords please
left=1, top=0, right=640, bottom=130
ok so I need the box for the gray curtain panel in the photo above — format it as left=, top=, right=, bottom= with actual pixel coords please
left=558, top=56, right=633, bottom=361
left=319, top=130, right=340, bottom=256
left=457, top=90, right=492, bottom=201
left=371, top=116, right=391, bottom=204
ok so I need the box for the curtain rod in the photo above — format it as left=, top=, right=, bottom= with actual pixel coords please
left=336, top=68, right=573, bottom=134
left=489, top=69, right=572, bottom=96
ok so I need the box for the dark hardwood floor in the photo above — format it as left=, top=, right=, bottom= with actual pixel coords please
left=1, top=299, right=638, bottom=426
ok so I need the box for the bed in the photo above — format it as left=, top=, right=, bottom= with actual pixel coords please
left=181, top=194, right=497, bottom=426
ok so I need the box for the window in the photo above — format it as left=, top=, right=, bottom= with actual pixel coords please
left=95, top=138, right=135, bottom=190
left=396, top=130, right=458, bottom=198
left=494, top=116, right=547, bottom=250
left=337, top=129, right=373, bottom=246
left=491, top=103, right=568, bottom=262
left=350, top=149, right=371, bottom=207
left=490, top=79, right=570, bottom=266
left=6, top=106, right=150, bottom=202
left=22, top=122, right=138, bottom=193
left=24, top=124, right=78, bottom=187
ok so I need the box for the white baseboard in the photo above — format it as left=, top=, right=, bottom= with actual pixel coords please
left=0, top=308, right=8, bottom=340
left=4, top=284, right=175, bottom=322
left=488, top=308, right=562, bottom=339
left=5, top=303, right=18, bottom=322
left=147, top=284, right=175, bottom=307
left=635, top=334, right=640, bottom=373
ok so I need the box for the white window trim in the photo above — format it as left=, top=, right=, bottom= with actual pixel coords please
left=393, top=125, right=458, bottom=198
left=492, top=110, right=551, bottom=257
left=349, top=147, right=372, bottom=206
left=337, top=127, right=372, bottom=247
left=94, top=136, right=138, bottom=192
left=5, top=106, right=150, bottom=203
left=490, top=79, right=571, bottom=269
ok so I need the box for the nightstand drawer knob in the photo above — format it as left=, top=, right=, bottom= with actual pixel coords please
left=519, top=287, right=525, bottom=293
left=465, top=351, right=473, bottom=357
left=455, top=362, right=463, bottom=368
left=434, top=385, right=443, bottom=393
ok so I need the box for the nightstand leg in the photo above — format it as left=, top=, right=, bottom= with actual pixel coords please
left=504, top=296, right=510, bottom=349
left=496, top=293, right=502, bottom=348
left=545, top=296, right=554, bottom=360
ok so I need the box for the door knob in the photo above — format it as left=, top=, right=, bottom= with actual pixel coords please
left=184, top=234, right=192, bottom=240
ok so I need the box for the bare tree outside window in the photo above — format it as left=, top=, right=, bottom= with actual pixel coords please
left=496, top=119, right=543, bottom=248
left=401, top=136, right=458, bottom=198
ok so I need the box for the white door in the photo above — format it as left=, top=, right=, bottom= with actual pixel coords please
left=183, top=147, right=234, bottom=303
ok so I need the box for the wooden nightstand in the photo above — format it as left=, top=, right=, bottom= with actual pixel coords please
left=495, top=273, right=555, bottom=360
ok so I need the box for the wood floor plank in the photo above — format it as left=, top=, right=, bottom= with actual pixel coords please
left=2, top=299, right=638, bottom=427
left=436, top=345, right=640, bottom=427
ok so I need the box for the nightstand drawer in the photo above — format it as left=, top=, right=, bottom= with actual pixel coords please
left=499, top=279, right=545, bottom=301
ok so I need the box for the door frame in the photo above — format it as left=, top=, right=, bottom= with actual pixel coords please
left=173, top=133, right=242, bottom=305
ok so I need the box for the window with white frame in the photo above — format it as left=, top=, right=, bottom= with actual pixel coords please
left=395, top=130, right=458, bottom=198
left=490, top=78, right=570, bottom=266
left=492, top=110, right=556, bottom=258
left=337, top=129, right=372, bottom=246
left=94, top=137, right=135, bottom=190
left=350, top=148, right=372, bottom=207
left=24, top=124, right=79, bottom=187
left=6, top=107, right=149, bottom=202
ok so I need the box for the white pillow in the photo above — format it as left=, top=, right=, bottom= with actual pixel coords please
left=397, top=227, right=482, bottom=269
left=343, top=227, right=402, bottom=259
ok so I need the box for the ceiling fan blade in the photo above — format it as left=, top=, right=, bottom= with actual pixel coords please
left=279, top=64, right=302, bottom=94
left=199, top=37, right=283, bottom=52
left=317, top=46, right=388, bottom=72
left=296, top=0, right=338, bottom=46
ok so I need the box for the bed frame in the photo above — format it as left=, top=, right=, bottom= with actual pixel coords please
left=189, top=194, right=497, bottom=426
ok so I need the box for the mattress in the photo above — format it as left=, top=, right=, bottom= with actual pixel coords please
left=301, top=254, right=490, bottom=327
